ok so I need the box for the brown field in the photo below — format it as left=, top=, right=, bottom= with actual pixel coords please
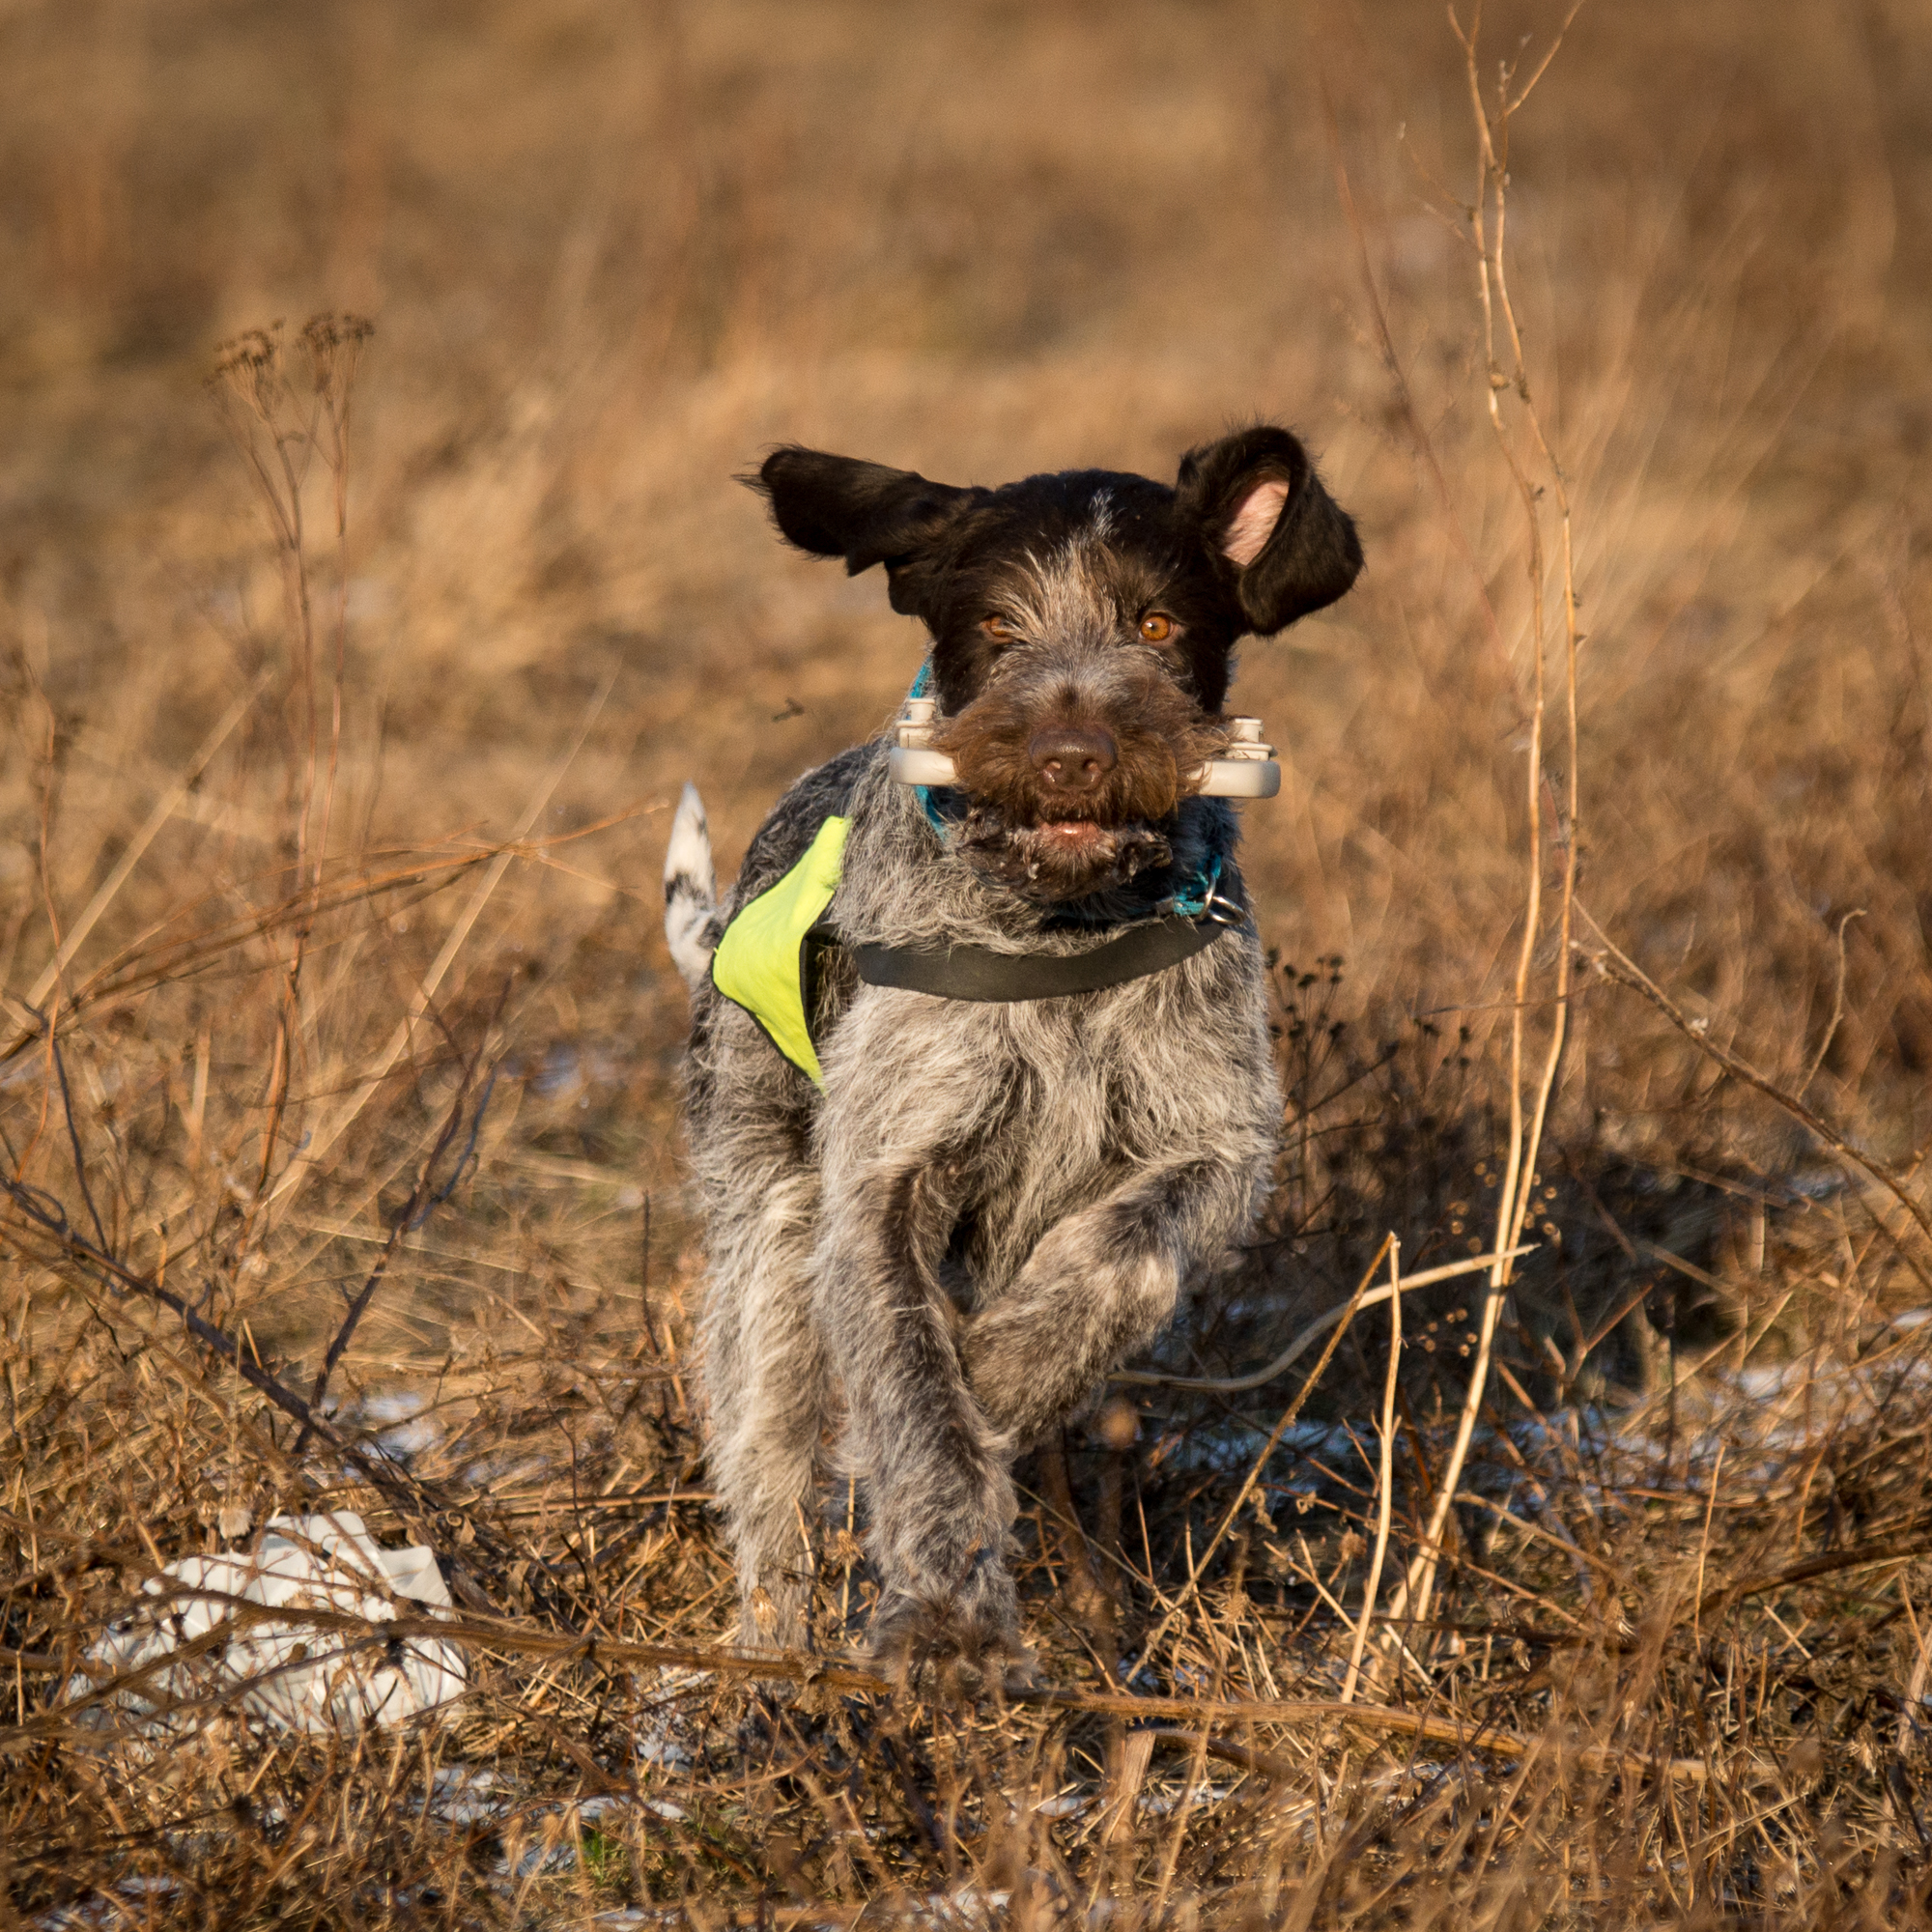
left=5, top=1, right=1932, bottom=1924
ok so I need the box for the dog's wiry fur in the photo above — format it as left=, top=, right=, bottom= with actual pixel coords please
left=667, top=427, right=1361, bottom=1693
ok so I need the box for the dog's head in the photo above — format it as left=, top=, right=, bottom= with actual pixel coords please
left=752, top=428, right=1362, bottom=901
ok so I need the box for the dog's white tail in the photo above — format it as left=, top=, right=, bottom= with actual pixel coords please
left=664, top=783, right=719, bottom=991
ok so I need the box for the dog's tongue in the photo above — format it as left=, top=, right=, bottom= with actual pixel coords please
left=1038, top=820, right=1106, bottom=848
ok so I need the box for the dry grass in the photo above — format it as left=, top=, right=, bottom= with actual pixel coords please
left=5, top=0, right=1932, bottom=1923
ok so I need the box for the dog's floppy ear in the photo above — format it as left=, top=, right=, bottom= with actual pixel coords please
left=1176, top=427, right=1362, bottom=636
left=750, top=448, right=977, bottom=612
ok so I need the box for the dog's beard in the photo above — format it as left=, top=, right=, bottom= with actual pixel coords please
left=954, top=806, right=1173, bottom=902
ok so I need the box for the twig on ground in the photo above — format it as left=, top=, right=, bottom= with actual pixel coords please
left=1801, top=908, right=1867, bottom=1094
left=1690, top=1519, right=1932, bottom=1629
left=0, top=1588, right=1710, bottom=1784
left=1341, top=1238, right=1401, bottom=1703
left=1114, top=1245, right=1532, bottom=1393
left=293, top=1031, right=503, bottom=1455
left=0, top=1182, right=443, bottom=1528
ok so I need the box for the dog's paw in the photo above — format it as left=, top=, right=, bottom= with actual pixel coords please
left=871, top=1591, right=1034, bottom=1703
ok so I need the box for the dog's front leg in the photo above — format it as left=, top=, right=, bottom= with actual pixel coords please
left=963, top=1153, right=1260, bottom=1442
left=812, top=1145, right=1022, bottom=1697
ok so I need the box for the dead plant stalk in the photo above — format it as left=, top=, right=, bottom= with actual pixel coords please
left=210, top=322, right=372, bottom=1256
left=1388, top=1, right=1586, bottom=1648
left=1341, top=1237, right=1401, bottom=1702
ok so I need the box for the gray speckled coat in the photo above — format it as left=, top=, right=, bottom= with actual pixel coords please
left=669, top=745, right=1277, bottom=1680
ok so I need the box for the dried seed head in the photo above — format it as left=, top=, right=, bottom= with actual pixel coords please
left=300, top=311, right=376, bottom=392
left=213, top=325, right=281, bottom=379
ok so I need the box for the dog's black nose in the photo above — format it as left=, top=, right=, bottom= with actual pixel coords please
left=1028, top=726, right=1117, bottom=791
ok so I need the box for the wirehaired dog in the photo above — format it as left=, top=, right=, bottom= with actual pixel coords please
left=665, top=427, right=1361, bottom=1692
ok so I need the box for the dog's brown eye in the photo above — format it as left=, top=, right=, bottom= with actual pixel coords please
left=982, top=616, right=1018, bottom=643
left=1139, top=611, right=1176, bottom=643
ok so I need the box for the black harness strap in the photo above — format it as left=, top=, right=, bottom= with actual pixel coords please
left=811, top=913, right=1231, bottom=1004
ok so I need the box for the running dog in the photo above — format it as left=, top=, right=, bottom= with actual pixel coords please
left=664, top=427, right=1361, bottom=1693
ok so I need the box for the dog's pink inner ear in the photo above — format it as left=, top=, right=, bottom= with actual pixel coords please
left=1221, top=477, right=1292, bottom=569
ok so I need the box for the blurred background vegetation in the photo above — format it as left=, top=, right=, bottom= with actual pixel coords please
left=5, top=0, right=1927, bottom=1175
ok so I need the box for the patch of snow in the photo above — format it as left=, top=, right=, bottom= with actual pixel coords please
left=68, top=1511, right=466, bottom=1736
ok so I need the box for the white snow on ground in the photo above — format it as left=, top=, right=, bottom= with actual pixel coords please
left=67, top=1511, right=466, bottom=1736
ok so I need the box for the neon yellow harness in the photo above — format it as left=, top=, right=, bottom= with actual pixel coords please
left=709, top=815, right=850, bottom=1087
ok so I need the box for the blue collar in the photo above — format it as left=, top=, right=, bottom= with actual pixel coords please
left=901, top=660, right=1226, bottom=923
